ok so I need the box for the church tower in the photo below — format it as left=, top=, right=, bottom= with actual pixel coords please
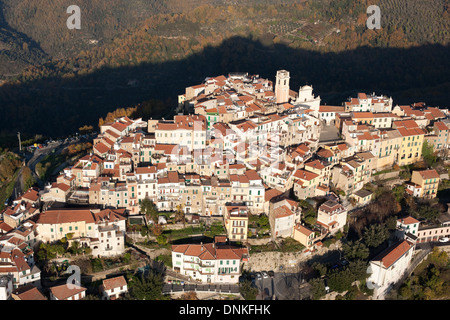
left=275, top=70, right=290, bottom=104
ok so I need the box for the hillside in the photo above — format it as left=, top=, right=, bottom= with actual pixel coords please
left=0, top=0, right=448, bottom=141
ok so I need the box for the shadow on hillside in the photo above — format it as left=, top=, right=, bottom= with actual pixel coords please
left=0, top=36, right=449, bottom=139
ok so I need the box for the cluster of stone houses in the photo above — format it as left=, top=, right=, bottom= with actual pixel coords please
left=1, top=70, right=450, bottom=296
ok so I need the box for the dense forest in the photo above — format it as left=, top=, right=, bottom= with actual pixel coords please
left=0, top=0, right=448, bottom=144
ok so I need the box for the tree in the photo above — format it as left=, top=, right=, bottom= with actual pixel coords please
left=127, top=272, right=168, bottom=300
left=342, top=241, right=369, bottom=261
left=328, top=268, right=354, bottom=293
left=70, top=241, right=81, bottom=255
left=257, top=214, right=270, bottom=231
left=363, top=224, right=389, bottom=248
left=151, top=223, right=163, bottom=237
left=140, top=198, right=158, bottom=224
left=412, top=203, right=440, bottom=222
left=348, top=260, right=368, bottom=282
left=175, top=204, right=185, bottom=226
left=311, top=262, right=327, bottom=277
left=309, top=278, right=326, bottom=300
left=156, top=234, right=167, bottom=245
left=239, top=280, right=258, bottom=300
left=422, top=140, right=437, bottom=167
left=385, top=216, right=398, bottom=231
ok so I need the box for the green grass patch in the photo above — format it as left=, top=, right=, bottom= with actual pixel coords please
left=155, top=254, right=172, bottom=268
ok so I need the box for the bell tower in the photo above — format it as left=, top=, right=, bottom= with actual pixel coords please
left=275, top=70, right=290, bottom=104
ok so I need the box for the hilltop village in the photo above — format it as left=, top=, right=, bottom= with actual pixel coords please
left=1, top=71, right=450, bottom=300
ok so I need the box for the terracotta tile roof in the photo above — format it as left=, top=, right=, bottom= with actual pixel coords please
left=172, top=243, right=218, bottom=260
left=372, top=240, right=413, bottom=269
left=245, top=170, right=261, bottom=181
left=295, top=144, right=310, bottom=155
left=12, top=285, right=47, bottom=300
left=357, top=93, right=368, bottom=99
left=352, top=112, right=374, bottom=118
left=397, top=216, right=419, bottom=225
left=294, top=224, right=314, bottom=236
left=264, top=188, right=283, bottom=202
left=0, top=221, right=13, bottom=233
left=434, top=121, right=449, bottom=131
left=397, top=127, right=426, bottom=137
left=37, top=209, right=95, bottom=224
left=154, top=144, right=179, bottom=155
left=55, top=183, right=70, bottom=192
left=305, top=160, right=325, bottom=170
left=319, top=106, right=345, bottom=113
left=393, top=119, right=420, bottom=129
left=135, top=166, right=157, bottom=174
left=274, top=205, right=294, bottom=219
left=293, top=169, right=319, bottom=181
left=111, top=122, right=128, bottom=132
left=94, top=209, right=127, bottom=223
left=317, top=148, right=334, bottom=158
left=416, top=169, right=440, bottom=180
left=102, top=276, right=127, bottom=291
left=50, top=284, right=86, bottom=300
left=19, top=188, right=39, bottom=202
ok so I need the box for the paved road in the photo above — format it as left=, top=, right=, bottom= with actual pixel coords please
left=11, top=133, right=96, bottom=199
left=254, top=272, right=305, bottom=300
left=163, top=283, right=239, bottom=294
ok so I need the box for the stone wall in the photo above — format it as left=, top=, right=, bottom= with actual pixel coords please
left=371, top=170, right=400, bottom=182
left=245, top=242, right=342, bottom=272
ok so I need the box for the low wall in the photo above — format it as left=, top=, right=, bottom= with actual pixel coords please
left=371, top=170, right=400, bottom=181
left=163, top=223, right=201, bottom=230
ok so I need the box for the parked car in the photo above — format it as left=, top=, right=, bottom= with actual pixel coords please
left=439, top=237, right=449, bottom=243
left=261, top=271, right=269, bottom=279
left=256, top=272, right=262, bottom=280
left=341, top=259, right=349, bottom=266
left=268, top=270, right=275, bottom=278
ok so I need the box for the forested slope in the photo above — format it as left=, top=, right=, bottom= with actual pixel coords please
left=0, top=0, right=448, bottom=141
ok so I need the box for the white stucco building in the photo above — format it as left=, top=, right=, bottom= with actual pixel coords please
left=171, top=236, right=248, bottom=284
left=366, top=240, right=415, bottom=299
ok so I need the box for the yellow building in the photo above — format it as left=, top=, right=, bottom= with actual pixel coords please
left=410, top=169, right=440, bottom=199
left=293, top=224, right=316, bottom=249
left=393, top=120, right=426, bottom=166
left=36, top=209, right=96, bottom=241
left=224, top=206, right=249, bottom=242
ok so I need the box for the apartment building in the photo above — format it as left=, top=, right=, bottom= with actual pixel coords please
left=393, top=120, right=426, bottom=166
left=155, top=115, right=207, bottom=152
left=366, top=240, right=415, bottom=299
left=224, top=206, right=249, bottom=242
left=316, top=200, right=347, bottom=235
left=36, top=208, right=127, bottom=257
left=171, top=236, right=248, bottom=284
left=407, top=169, right=440, bottom=199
